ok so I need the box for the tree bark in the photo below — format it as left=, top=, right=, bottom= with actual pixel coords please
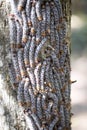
left=0, top=0, right=71, bottom=130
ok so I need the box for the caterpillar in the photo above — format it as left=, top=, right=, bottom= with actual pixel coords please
left=36, top=94, right=42, bottom=120
left=47, top=92, right=58, bottom=112
left=45, top=2, right=51, bottom=36
left=59, top=105, right=66, bottom=128
left=16, top=21, right=22, bottom=49
left=12, top=53, right=21, bottom=82
left=35, top=0, right=42, bottom=21
left=22, top=11, right=29, bottom=44
left=44, top=59, right=51, bottom=88
left=55, top=30, right=60, bottom=55
left=29, top=37, right=36, bottom=68
left=48, top=117, right=59, bottom=130
left=36, top=21, right=41, bottom=43
left=9, top=17, right=17, bottom=52
left=41, top=4, right=46, bottom=38
left=31, top=5, right=37, bottom=31
left=18, top=0, right=27, bottom=11
left=34, top=63, right=41, bottom=91
left=18, top=48, right=27, bottom=78
left=24, top=78, right=31, bottom=107
left=35, top=38, right=47, bottom=63
left=49, top=66, right=55, bottom=90
left=25, top=114, right=38, bottom=130
left=51, top=1, right=59, bottom=26
left=31, top=113, right=42, bottom=130
left=54, top=0, right=63, bottom=18
left=28, top=85, right=37, bottom=114
left=26, top=0, right=32, bottom=27
left=27, top=68, right=36, bottom=91
left=24, top=37, right=31, bottom=67
left=17, top=79, right=25, bottom=106
left=8, top=62, right=17, bottom=89
left=40, top=61, right=46, bottom=91
left=51, top=51, right=60, bottom=69
left=50, top=4, right=55, bottom=46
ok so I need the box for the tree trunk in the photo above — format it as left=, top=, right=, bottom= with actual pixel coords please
left=0, top=0, right=71, bottom=130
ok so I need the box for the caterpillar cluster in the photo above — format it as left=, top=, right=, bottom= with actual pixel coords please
left=9, top=0, right=71, bottom=130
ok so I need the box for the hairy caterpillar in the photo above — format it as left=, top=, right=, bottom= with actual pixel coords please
left=17, top=79, right=25, bottom=106
left=41, top=4, right=46, bottom=38
left=45, top=2, right=51, bottom=36
left=51, top=51, right=60, bottom=69
left=35, top=0, right=42, bottom=21
left=24, top=78, right=31, bottom=107
left=24, top=37, right=31, bottom=67
left=36, top=21, right=41, bottom=43
left=16, top=21, right=22, bottom=48
left=40, top=61, right=47, bottom=91
left=51, top=1, right=59, bottom=26
left=25, top=114, right=38, bottom=130
left=18, top=0, right=27, bottom=11
left=8, top=62, right=17, bottom=88
left=31, top=6, right=37, bottom=30
left=22, top=11, right=29, bottom=44
left=9, top=17, right=17, bottom=52
left=18, top=48, right=27, bottom=78
left=35, top=38, right=47, bottom=63
left=29, top=37, right=36, bottom=68
left=27, top=68, right=36, bottom=91
left=54, top=0, right=63, bottom=18
left=26, top=0, right=32, bottom=27
left=34, top=63, right=41, bottom=91
left=50, top=5, right=55, bottom=46
left=31, top=113, right=42, bottom=130
left=12, top=53, right=21, bottom=81
left=28, top=85, right=37, bottom=113
left=48, top=117, right=59, bottom=130
left=49, top=67, right=55, bottom=90
left=36, top=94, right=42, bottom=120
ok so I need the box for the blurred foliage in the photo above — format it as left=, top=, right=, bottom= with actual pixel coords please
left=71, top=0, right=87, bottom=55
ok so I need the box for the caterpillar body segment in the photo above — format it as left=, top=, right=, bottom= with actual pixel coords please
left=29, top=37, right=36, bottom=68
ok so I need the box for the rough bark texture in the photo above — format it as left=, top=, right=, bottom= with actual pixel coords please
left=0, top=0, right=71, bottom=130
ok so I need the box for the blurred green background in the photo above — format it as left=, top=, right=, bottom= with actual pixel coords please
left=71, top=0, right=87, bottom=130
